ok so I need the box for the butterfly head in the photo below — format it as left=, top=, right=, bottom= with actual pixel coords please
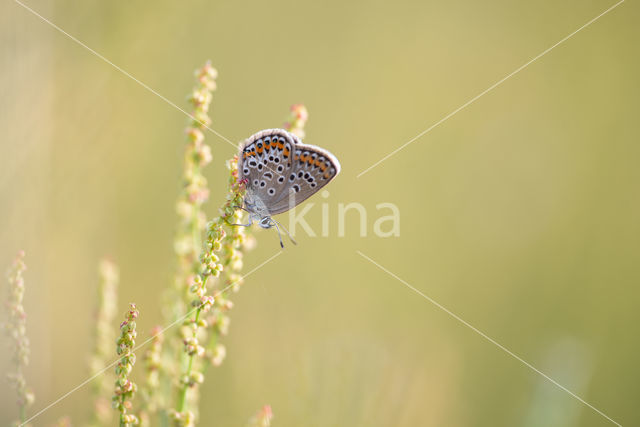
left=258, top=216, right=273, bottom=229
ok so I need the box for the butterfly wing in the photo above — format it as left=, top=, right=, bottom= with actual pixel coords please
left=238, top=129, right=299, bottom=209
left=265, top=142, right=341, bottom=215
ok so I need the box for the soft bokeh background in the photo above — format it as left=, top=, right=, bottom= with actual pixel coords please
left=1, top=0, right=639, bottom=425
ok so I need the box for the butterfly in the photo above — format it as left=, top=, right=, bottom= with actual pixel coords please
left=234, top=128, right=341, bottom=247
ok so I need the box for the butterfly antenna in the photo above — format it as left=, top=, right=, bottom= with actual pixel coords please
left=271, top=221, right=285, bottom=248
left=273, top=219, right=297, bottom=246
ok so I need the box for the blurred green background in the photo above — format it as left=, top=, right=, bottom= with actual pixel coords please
left=1, top=0, right=639, bottom=425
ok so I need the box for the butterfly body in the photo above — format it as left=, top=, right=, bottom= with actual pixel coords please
left=236, top=128, right=340, bottom=245
left=243, top=191, right=272, bottom=227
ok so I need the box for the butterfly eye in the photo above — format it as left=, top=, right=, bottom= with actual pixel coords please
left=259, top=217, right=271, bottom=228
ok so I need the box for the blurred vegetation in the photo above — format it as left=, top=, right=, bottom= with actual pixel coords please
left=1, top=0, right=639, bottom=426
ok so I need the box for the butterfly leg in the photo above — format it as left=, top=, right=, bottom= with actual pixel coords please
left=232, top=205, right=250, bottom=213
left=228, top=221, right=253, bottom=227
left=227, top=206, right=253, bottom=227
left=228, top=215, right=253, bottom=227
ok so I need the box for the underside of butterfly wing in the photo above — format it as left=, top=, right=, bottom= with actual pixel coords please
left=238, top=129, right=298, bottom=206
left=238, top=128, right=340, bottom=216
left=266, top=142, right=341, bottom=215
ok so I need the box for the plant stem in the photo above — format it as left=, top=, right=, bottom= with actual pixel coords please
left=176, top=307, right=202, bottom=413
left=120, top=395, right=126, bottom=427
left=159, top=410, right=170, bottom=427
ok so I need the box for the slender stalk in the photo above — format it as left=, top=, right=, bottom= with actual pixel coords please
left=248, top=405, right=273, bottom=427
left=284, top=103, right=308, bottom=139
left=120, top=395, right=127, bottom=427
left=160, top=61, right=218, bottom=424
left=176, top=309, right=200, bottom=412
left=112, top=303, right=140, bottom=427
left=4, top=250, right=35, bottom=425
left=171, top=166, right=246, bottom=426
